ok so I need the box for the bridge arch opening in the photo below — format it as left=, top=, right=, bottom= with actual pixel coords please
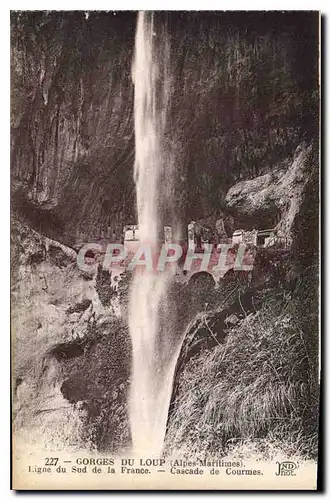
left=188, top=271, right=216, bottom=288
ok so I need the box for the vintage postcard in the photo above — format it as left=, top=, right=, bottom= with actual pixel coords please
left=11, top=10, right=320, bottom=490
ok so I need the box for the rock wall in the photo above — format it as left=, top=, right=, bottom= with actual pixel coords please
left=12, top=220, right=132, bottom=452
left=225, top=142, right=318, bottom=248
left=11, top=11, right=319, bottom=245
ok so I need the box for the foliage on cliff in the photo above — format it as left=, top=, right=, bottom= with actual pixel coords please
left=165, top=279, right=319, bottom=459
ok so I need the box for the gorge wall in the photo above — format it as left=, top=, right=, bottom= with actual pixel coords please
left=11, top=11, right=319, bottom=246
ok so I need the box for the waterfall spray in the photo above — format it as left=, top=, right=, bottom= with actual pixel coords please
left=128, top=11, right=179, bottom=457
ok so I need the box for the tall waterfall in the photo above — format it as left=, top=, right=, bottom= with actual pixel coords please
left=128, top=11, right=179, bottom=456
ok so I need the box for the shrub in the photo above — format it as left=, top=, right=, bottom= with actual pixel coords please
left=95, top=264, right=117, bottom=307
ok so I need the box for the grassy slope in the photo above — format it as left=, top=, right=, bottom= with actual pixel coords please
left=165, top=270, right=319, bottom=460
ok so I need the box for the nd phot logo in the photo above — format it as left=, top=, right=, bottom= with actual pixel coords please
left=275, top=461, right=298, bottom=477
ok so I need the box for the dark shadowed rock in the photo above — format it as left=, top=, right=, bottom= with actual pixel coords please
left=225, top=143, right=317, bottom=247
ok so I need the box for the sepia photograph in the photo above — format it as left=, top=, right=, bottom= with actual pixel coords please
left=10, top=9, right=320, bottom=490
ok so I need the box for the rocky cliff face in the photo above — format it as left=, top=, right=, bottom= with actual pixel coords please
left=11, top=11, right=136, bottom=246
left=11, top=11, right=319, bottom=245
left=225, top=142, right=318, bottom=248
left=12, top=220, right=132, bottom=452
